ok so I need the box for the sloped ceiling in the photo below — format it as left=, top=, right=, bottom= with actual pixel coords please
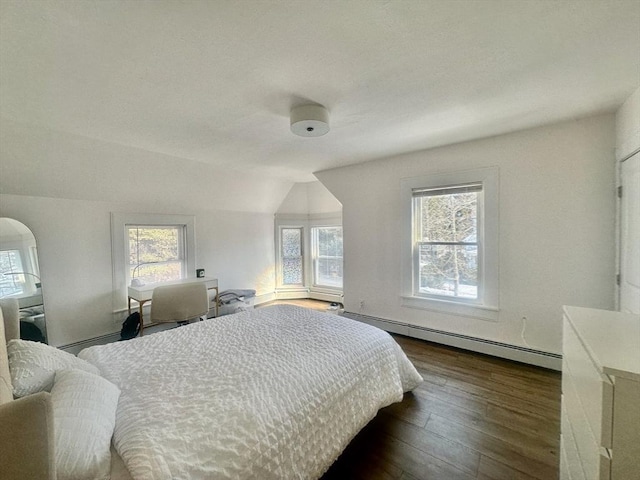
left=1, top=0, right=639, bottom=182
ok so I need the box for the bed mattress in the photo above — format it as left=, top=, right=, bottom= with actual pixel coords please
left=79, top=304, right=422, bottom=480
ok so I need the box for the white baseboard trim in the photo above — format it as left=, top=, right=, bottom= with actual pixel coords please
left=342, top=311, right=562, bottom=371
left=254, top=292, right=276, bottom=305
left=274, top=290, right=343, bottom=303
left=275, top=289, right=309, bottom=300
left=309, top=291, right=343, bottom=303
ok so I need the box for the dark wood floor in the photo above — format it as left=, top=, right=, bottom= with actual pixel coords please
left=321, top=334, right=561, bottom=480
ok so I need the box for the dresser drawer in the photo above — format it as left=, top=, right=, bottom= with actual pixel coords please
left=563, top=315, right=614, bottom=448
left=561, top=400, right=587, bottom=480
left=562, top=359, right=611, bottom=480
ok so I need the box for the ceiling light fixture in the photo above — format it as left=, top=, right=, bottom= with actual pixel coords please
left=290, top=104, right=330, bottom=137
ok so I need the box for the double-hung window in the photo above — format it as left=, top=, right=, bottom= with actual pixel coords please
left=413, top=184, right=481, bottom=300
left=127, top=225, right=186, bottom=286
left=312, top=226, right=343, bottom=289
left=111, top=213, right=195, bottom=311
left=402, top=167, right=499, bottom=320
left=280, top=227, right=304, bottom=286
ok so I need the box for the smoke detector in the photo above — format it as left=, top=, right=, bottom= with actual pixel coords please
left=290, top=104, right=330, bottom=137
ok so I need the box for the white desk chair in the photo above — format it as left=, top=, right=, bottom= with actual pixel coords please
left=149, top=282, right=209, bottom=334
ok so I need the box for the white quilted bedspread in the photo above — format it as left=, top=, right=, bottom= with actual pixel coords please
left=79, top=305, right=422, bottom=480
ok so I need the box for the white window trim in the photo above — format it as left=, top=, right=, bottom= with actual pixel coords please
left=310, top=224, right=344, bottom=292
left=400, top=167, right=499, bottom=321
left=111, top=212, right=196, bottom=312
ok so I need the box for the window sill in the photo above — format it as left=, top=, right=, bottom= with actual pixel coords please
left=400, top=295, right=499, bottom=322
left=310, top=285, right=344, bottom=294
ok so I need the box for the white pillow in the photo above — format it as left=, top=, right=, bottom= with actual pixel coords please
left=51, top=369, right=120, bottom=480
left=7, top=339, right=100, bottom=397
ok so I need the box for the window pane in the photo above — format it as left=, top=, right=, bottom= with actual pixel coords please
left=128, top=226, right=184, bottom=284
left=282, top=228, right=303, bottom=285
left=316, top=257, right=343, bottom=288
left=418, top=244, right=478, bottom=299
left=312, top=226, right=343, bottom=288
left=0, top=250, right=25, bottom=297
left=419, top=192, right=478, bottom=243
left=282, top=258, right=303, bottom=285
left=282, top=228, right=302, bottom=257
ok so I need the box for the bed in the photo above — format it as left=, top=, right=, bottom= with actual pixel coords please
left=1, top=301, right=422, bottom=480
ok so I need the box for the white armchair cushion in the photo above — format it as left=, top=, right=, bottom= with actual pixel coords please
left=51, top=369, right=120, bottom=480
left=7, top=339, right=100, bottom=397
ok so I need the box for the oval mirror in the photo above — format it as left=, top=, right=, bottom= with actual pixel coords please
left=0, top=218, right=47, bottom=343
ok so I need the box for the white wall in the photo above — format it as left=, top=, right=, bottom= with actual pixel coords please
left=277, top=181, right=342, bottom=215
left=0, top=120, right=292, bottom=346
left=0, top=118, right=292, bottom=214
left=316, top=114, right=617, bottom=355
left=0, top=196, right=277, bottom=347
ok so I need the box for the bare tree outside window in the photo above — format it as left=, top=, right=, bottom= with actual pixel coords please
left=414, top=185, right=480, bottom=299
left=127, top=226, right=184, bottom=285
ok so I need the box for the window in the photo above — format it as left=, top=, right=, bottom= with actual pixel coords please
left=0, top=249, right=25, bottom=297
left=274, top=214, right=343, bottom=299
left=413, top=184, right=480, bottom=300
left=111, top=213, right=196, bottom=311
left=401, top=167, right=499, bottom=320
left=281, top=227, right=304, bottom=285
left=312, top=226, right=343, bottom=289
left=29, top=246, right=40, bottom=277
left=127, top=225, right=186, bottom=286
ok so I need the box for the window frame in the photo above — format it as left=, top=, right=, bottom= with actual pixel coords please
left=126, top=224, right=187, bottom=286
left=278, top=226, right=305, bottom=287
left=401, top=167, right=499, bottom=321
left=412, top=183, right=482, bottom=303
left=111, top=213, right=196, bottom=312
left=311, top=225, right=343, bottom=290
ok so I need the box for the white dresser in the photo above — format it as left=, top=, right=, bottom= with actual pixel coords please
left=561, top=306, right=640, bottom=480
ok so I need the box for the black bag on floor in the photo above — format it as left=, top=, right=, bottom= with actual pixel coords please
left=120, top=312, right=140, bottom=340
left=20, top=321, right=46, bottom=343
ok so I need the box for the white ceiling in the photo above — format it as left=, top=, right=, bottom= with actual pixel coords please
left=1, top=0, right=639, bottom=182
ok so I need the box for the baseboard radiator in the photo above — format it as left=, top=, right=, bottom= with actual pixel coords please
left=59, top=332, right=122, bottom=355
left=342, top=311, right=562, bottom=371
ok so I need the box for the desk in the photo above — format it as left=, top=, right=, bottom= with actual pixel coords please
left=11, top=291, right=44, bottom=309
left=128, top=277, right=218, bottom=335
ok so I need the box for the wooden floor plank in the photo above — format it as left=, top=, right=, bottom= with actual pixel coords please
left=477, top=455, right=542, bottom=480
left=375, top=411, right=481, bottom=476
left=484, top=402, right=560, bottom=443
left=368, top=432, right=476, bottom=480
left=412, top=388, right=559, bottom=465
left=413, top=381, right=489, bottom=415
left=425, top=414, right=558, bottom=480
left=440, top=377, right=560, bottom=420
